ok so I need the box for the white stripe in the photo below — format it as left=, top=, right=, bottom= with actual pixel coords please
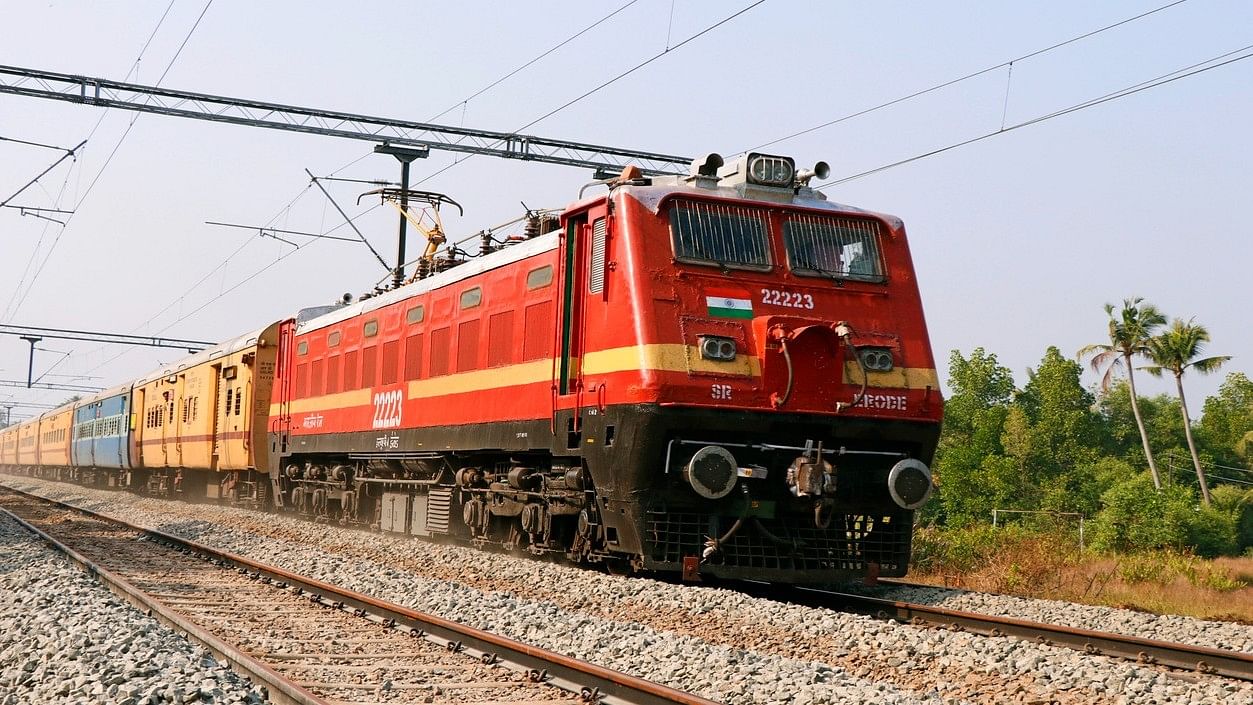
left=706, top=296, right=752, bottom=310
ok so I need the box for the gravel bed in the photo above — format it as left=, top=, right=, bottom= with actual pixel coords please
left=861, top=583, right=1253, bottom=654
left=0, top=508, right=270, bottom=705
left=5, top=474, right=1253, bottom=704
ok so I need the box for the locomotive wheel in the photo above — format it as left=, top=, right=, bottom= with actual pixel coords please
left=605, top=557, right=634, bottom=577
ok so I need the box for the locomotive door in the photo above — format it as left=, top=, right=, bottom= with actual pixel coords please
left=554, top=203, right=609, bottom=431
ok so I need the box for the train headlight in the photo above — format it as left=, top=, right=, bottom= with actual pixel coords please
left=887, top=458, right=933, bottom=510
left=684, top=445, right=738, bottom=500
left=747, top=153, right=795, bottom=187
left=699, top=335, right=737, bottom=361
left=859, top=347, right=894, bottom=372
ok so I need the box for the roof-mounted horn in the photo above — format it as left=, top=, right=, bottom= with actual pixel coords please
left=686, top=152, right=723, bottom=188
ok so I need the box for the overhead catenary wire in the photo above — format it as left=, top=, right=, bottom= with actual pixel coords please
left=0, top=167, right=75, bottom=323
left=410, top=0, right=768, bottom=189
left=818, top=44, right=1253, bottom=189
left=4, top=0, right=215, bottom=323
left=425, top=0, right=645, bottom=124
left=77, top=203, right=384, bottom=379
left=110, top=0, right=660, bottom=340
left=740, top=0, right=1193, bottom=155
left=0, top=135, right=79, bottom=152
left=4, top=0, right=212, bottom=405
left=1, top=0, right=179, bottom=325
left=0, top=140, right=86, bottom=209
left=101, top=0, right=660, bottom=337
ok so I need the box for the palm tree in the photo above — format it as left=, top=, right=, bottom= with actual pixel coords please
left=1142, top=318, right=1231, bottom=506
left=1078, top=298, right=1167, bottom=488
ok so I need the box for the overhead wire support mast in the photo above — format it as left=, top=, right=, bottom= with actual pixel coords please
left=0, top=64, right=692, bottom=176
left=302, top=169, right=391, bottom=273
left=0, top=138, right=87, bottom=209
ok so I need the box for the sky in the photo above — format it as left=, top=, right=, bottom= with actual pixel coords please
left=1, top=0, right=1249, bottom=424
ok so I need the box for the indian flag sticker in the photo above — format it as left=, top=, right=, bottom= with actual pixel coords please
left=706, top=288, right=753, bottom=319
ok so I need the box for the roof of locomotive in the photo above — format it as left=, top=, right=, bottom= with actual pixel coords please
left=618, top=180, right=906, bottom=231
left=296, top=231, right=561, bottom=335
left=293, top=176, right=907, bottom=337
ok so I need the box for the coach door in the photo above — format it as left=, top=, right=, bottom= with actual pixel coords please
left=554, top=202, right=609, bottom=436
left=132, top=388, right=145, bottom=467
left=209, top=363, right=222, bottom=469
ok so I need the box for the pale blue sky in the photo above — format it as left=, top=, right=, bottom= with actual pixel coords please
left=1, top=1, right=1249, bottom=420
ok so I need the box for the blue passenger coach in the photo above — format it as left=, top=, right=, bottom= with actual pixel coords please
left=71, top=384, right=133, bottom=480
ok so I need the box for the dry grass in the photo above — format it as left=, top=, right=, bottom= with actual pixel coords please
left=909, top=528, right=1253, bottom=622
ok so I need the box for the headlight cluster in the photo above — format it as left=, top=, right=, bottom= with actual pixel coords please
left=747, top=153, right=795, bottom=186
left=699, top=335, right=737, bottom=361
left=859, top=347, right=894, bottom=372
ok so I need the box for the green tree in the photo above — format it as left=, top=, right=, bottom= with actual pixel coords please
left=1014, top=346, right=1107, bottom=514
left=1199, top=372, right=1253, bottom=469
left=931, top=348, right=1016, bottom=526
left=1097, top=382, right=1187, bottom=468
left=1077, top=298, right=1167, bottom=488
left=1143, top=318, right=1232, bottom=506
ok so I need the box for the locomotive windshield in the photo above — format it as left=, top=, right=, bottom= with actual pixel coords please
left=783, top=214, right=885, bottom=281
left=668, top=200, right=771, bottom=270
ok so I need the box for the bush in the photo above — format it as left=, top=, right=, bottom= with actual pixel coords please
left=1116, top=551, right=1247, bottom=591
left=1118, top=554, right=1170, bottom=584
left=1188, top=485, right=1252, bottom=557
left=911, top=523, right=1005, bottom=574
left=1090, top=473, right=1195, bottom=553
left=911, top=523, right=1078, bottom=593
left=1188, top=505, right=1240, bottom=557
left=1209, top=485, right=1253, bottom=551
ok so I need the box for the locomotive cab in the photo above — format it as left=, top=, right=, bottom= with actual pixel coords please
left=560, top=152, right=944, bottom=583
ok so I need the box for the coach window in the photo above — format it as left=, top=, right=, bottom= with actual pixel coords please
left=364, top=320, right=379, bottom=338
left=668, top=200, right=771, bottom=270
left=460, top=287, right=482, bottom=310
left=406, top=305, right=424, bottom=324
left=297, top=341, right=309, bottom=356
left=328, top=331, right=341, bottom=348
left=526, top=265, right=553, bottom=290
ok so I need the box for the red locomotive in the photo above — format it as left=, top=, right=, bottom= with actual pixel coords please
left=269, top=151, right=942, bottom=582
left=3, top=151, right=942, bottom=584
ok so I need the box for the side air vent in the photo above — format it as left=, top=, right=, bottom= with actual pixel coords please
left=589, top=217, right=607, bottom=294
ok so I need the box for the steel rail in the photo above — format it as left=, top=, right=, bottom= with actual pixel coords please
left=0, top=484, right=719, bottom=705
left=768, top=583, right=1253, bottom=682
left=0, top=505, right=332, bottom=705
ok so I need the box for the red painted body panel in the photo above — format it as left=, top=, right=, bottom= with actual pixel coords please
left=273, top=187, right=942, bottom=438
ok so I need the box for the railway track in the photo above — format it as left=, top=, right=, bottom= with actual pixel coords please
left=0, top=485, right=718, bottom=705
left=744, top=581, right=1253, bottom=682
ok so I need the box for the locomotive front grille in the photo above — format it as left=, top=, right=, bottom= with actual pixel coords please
left=646, top=510, right=910, bottom=574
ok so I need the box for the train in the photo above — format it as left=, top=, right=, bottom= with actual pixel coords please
left=1, top=151, right=943, bottom=584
